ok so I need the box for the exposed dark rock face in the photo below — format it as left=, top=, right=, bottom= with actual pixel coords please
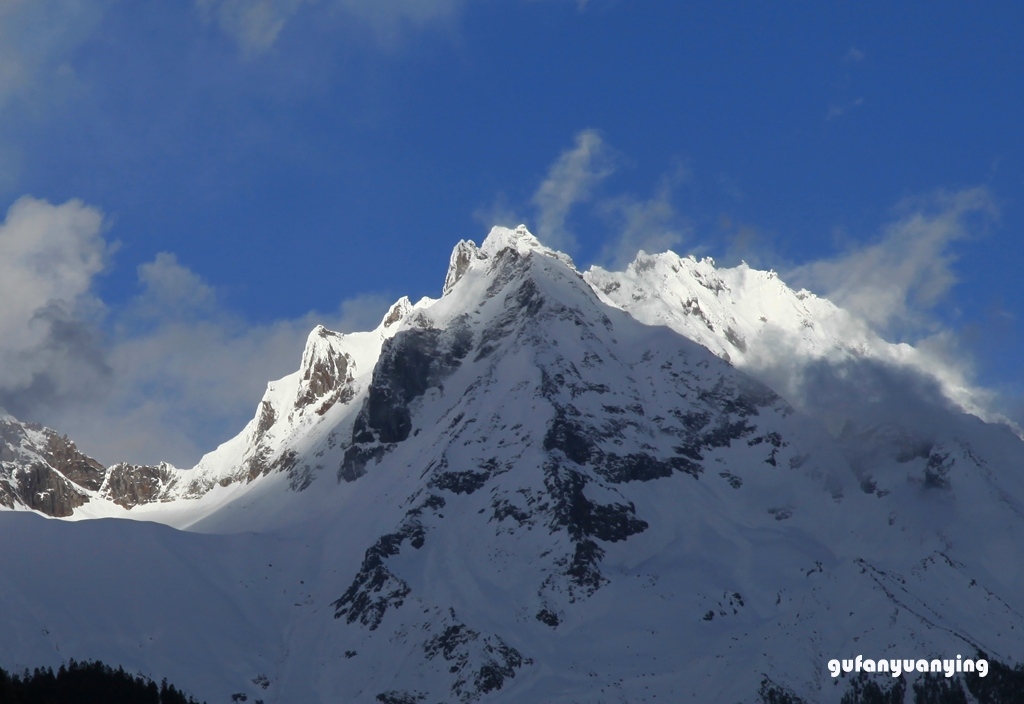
left=759, top=677, right=808, bottom=704
left=8, top=462, right=89, bottom=517
left=0, top=419, right=95, bottom=516
left=421, top=620, right=531, bottom=702
left=443, top=240, right=484, bottom=296
left=243, top=401, right=278, bottom=482
left=334, top=472, right=532, bottom=700
left=333, top=512, right=428, bottom=629
left=0, top=417, right=188, bottom=514
left=376, top=691, right=426, bottom=704
left=101, top=463, right=177, bottom=509
left=340, top=319, right=473, bottom=481
left=295, top=326, right=356, bottom=414
left=380, top=296, right=415, bottom=330
left=41, top=432, right=105, bottom=491
left=333, top=493, right=449, bottom=628
left=543, top=463, right=648, bottom=544
left=429, top=469, right=490, bottom=495
left=924, top=450, right=954, bottom=489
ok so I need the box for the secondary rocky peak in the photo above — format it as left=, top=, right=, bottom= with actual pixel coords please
left=41, top=429, right=106, bottom=492
left=619, top=250, right=728, bottom=294
left=442, top=240, right=482, bottom=296
left=296, top=325, right=356, bottom=413
left=381, top=296, right=414, bottom=328
left=0, top=418, right=98, bottom=516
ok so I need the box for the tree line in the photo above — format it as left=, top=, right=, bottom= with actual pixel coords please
left=0, top=659, right=204, bottom=704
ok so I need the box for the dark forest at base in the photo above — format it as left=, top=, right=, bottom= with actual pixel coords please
left=0, top=660, right=204, bottom=704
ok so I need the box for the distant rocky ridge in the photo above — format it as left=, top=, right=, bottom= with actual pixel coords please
left=0, top=415, right=178, bottom=515
left=0, top=317, right=375, bottom=516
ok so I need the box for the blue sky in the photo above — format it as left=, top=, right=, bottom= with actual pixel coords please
left=0, top=1, right=1022, bottom=465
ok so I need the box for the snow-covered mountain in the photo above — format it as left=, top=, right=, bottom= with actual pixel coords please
left=2, top=226, right=1023, bottom=703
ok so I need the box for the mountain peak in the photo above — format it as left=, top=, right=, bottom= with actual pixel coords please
left=443, top=226, right=574, bottom=297
left=479, top=224, right=544, bottom=258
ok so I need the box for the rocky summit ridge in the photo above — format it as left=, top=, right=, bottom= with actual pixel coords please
left=1, top=226, right=1023, bottom=704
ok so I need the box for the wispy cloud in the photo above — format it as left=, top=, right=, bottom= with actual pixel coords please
left=334, top=0, right=464, bottom=38
left=522, top=130, right=692, bottom=266
left=826, top=45, right=866, bottom=120
left=769, top=186, right=1013, bottom=427
left=531, top=129, right=618, bottom=253
left=597, top=168, right=692, bottom=268
left=197, top=0, right=466, bottom=57
left=196, top=0, right=309, bottom=57
left=0, top=1, right=114, bottom=186
left=473, top=192, right=524, bottom=233
left=0, top=0, right=111, bottom=111
left=826, top=96, right=863, bottom=120
left=474, top=130, right=693, bottom=265
left=787, top=187, right=997, bottom=336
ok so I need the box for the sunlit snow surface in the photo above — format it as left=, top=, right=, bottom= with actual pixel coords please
left=2, top=227, right=1024, bottom=703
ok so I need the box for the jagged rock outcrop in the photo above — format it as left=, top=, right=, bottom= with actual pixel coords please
left=41, top=431, right=105, bottom=491
left=443, top=240, right=484, bottom=295
left=101, top=462, right=179, bottom=509
left=295, top=325, right=357, bottom=414
left=0, top=418, right=97, bottom=516
left=5, top=462, right=89, bottom=517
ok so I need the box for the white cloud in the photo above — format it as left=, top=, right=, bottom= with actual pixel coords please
left=531, top=129, right=617, bottom=253
left=0, top=196, right=106, bottom=334
left=786, top=187, right=997, bottom=335
left=95, top=314, right=329, bottom=465
left=132, top=252, right=218, bottom=320
left=0, top=196, right=110, bottom=408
